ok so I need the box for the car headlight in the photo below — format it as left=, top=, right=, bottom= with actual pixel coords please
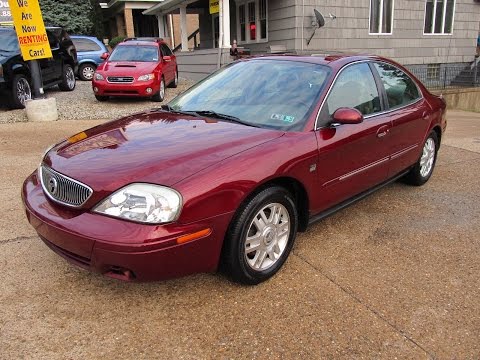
left=94, top=73, right=104, bottom=81
left=93, top=183, right=182, bottom=224
left=138, top=73, right=155, bottom=81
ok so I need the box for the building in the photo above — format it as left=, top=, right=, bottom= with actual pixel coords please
left=108, top=0, right=480, bottom=82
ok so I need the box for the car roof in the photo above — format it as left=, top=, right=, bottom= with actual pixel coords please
left=71, top=35, right=100, bottom=40
left=117, top=41, right=160, bottom=47
left=249, top=54, right=392, bottom=68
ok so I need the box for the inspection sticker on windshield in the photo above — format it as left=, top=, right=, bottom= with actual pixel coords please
left=271, top=114, right=295, bottom=123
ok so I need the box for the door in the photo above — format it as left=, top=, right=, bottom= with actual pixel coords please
left=212, top=14, right=219, bottom=48
left=371, top=62, right=431, bottom=177
left=313, top=62, right=392, bottom=213
left=160, top=44, right=175, bottom=83
left=41, top=29, right=62, bottom=84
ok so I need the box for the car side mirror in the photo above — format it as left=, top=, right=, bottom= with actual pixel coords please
left=163, top=55, right=172, bottom=62
left=100, top=52, right=109, bottom=60
left=331, top=107, right=363, bottom=125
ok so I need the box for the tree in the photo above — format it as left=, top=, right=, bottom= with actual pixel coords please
left=39, top=0, right=99, bottom=36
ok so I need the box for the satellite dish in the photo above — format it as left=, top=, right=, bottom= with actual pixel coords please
left=314, top=9, right=325, bottom=28
left=307, top=10, right=336, bottom=46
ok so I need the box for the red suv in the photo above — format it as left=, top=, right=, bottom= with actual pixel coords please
left=92, top=38, right=177, bottom=102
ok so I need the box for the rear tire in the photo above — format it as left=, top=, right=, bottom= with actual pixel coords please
left=78, top=63, right=96, bottom=81
left=403, top=131, right=439, bottom=186
left=222, top=186, right=298, bottom=285
left=95, top=95, right=109, bottom=102
left=8, top=74, right=32, bottom=109
left=58, top=64, right=76, bottom=91
left=168, top=68, right=178, bottom=88
left=151, top=76, right=165, bottom=102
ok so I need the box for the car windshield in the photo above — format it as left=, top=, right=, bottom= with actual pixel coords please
left=0, top=31, right=19, bottom=53
left=168, top=59, right=330, bottom=131
left=109, top=45, right=159, bottom=62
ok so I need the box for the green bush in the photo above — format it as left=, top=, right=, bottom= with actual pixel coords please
left=109, top=36, right=126, bottom=49
left=39, top=0, right=104, bottom=37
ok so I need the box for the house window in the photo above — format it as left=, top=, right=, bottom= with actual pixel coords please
left=239, top=4, right=246, bottom=42
left=424, top=0, right=455, bottom=34
left=427, top=63, right=441, bottom=80
left=369, top=0, right=394, bottom=34
left=237, top=0, right=268, bottom=43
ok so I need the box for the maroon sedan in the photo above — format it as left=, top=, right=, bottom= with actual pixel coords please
left=22, top=55, right=446, bottom=284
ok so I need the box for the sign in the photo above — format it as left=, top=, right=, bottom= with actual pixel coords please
left=209, top=0, right=219, bottom=14
left=8, top=0, right=52, bottom=60
left=0, top=0, right=13, bottom=24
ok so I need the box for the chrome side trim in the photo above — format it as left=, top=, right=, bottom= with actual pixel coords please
left=390, top=144, right=419, bottom=160
left=323, top=156, right=390, bottom=187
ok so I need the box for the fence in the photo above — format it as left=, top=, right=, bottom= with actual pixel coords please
left=408, top=62, right=480, bottom=90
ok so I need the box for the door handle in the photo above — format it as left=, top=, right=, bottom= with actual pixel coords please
left=422, top=111, right=429, bottom=120
left=376, top=125, right=390, bottom=138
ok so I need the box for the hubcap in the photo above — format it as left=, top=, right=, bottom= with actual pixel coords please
left=244, top=203, right=290, bottom=271
left=160, top=80, right=165, bottom=99
left=16, top=78, right=32, bottom=105
left=420, top=138, right=435, bottom=177
left=66, top=67, right=75, bottom=89
left=82, top=66, right=95, bottom=80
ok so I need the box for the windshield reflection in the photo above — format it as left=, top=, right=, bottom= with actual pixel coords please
left=169, top=59, right=331, bottom=131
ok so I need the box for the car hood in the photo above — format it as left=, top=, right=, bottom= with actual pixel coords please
left=44, top=110, right=284, bottom=195
left=98, top=61, right=157, bottom=75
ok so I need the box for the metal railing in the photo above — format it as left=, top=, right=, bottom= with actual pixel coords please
left=173, top=29, right=200, bottom=52
left=408, top=61, right=480, bottom=90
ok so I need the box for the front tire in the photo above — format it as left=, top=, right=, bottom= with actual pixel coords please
left=222, top=187, right=298, bottom=285
left=8, top=74, right=32, bottom=109
left=95, top=95, right=109, bottom=102
left=58, top=64, right=76, bottom=91
left=151, top=76, right=165, bottom=102
left=404, top=131, right=439, bottom=186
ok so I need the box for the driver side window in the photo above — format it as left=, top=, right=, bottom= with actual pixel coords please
left=319, top=63, right=381, bottom=125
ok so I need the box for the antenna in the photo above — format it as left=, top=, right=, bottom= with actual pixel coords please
left=307, top=10, right=336, bottom=46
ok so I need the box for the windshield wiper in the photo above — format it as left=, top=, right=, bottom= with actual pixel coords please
left=159, top=104, right=199, bottom=117
left=191, top=110, right=260, bottom=128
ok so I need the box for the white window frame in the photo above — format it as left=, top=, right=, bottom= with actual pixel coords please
left=368, top=0, right=395, bottom=35
left=423, top=0, right=456, bottom=35
left=235, top=0, right=268, bottom=44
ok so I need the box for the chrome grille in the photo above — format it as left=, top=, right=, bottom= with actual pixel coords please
left=107, top=76, right=134, bottom=83
left=40, top=166, right=93, bottom=207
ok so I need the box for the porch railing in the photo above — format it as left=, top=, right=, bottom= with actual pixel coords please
left=173, top=28, right=200, bottom=52
left=408, top=61, right=480, bottom=90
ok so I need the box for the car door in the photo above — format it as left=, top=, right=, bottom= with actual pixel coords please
left=41, top=29, right=62, bottom=84
left=313, top=62, right=392, bottom=212
left=160, top=44, right=174, bottom=83
left=371, top=62, right=431, bottom=178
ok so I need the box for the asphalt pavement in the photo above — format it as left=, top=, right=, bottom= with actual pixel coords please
left=0, top=110, right=479, bottom=359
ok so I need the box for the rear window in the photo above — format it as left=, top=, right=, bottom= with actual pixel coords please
left=0, top=30, right=19, bottom=52
left=108, top=45, right=159, bottom=62
left=73, top=38, right=102, bottom=52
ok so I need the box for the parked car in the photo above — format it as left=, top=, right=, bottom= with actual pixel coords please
left=0, top=26, right=77, bottom=109
left=71, top=35, right=108, bottom=81
left=22, top=55, right=446, bottom=284
left=92, top=37, right=178, bottom=102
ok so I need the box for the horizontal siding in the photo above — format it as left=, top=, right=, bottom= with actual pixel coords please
left=291, top=0, right=480, bottom=64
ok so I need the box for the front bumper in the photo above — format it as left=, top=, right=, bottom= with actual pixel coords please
left=92, top=78, right=159, bottom=98
left=22, top=171, right=232, bottom=281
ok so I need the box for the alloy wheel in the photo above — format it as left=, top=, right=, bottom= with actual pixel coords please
left=66, top=67, right=75, bottom=89
left=16, top=78, right=32, bottom=106
left=420, top=137, right=435, bottom=177
left=244, top=202, right=290, bottom=271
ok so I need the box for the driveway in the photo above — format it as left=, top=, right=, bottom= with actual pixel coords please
left=0, top=110, right=479, bottom=359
